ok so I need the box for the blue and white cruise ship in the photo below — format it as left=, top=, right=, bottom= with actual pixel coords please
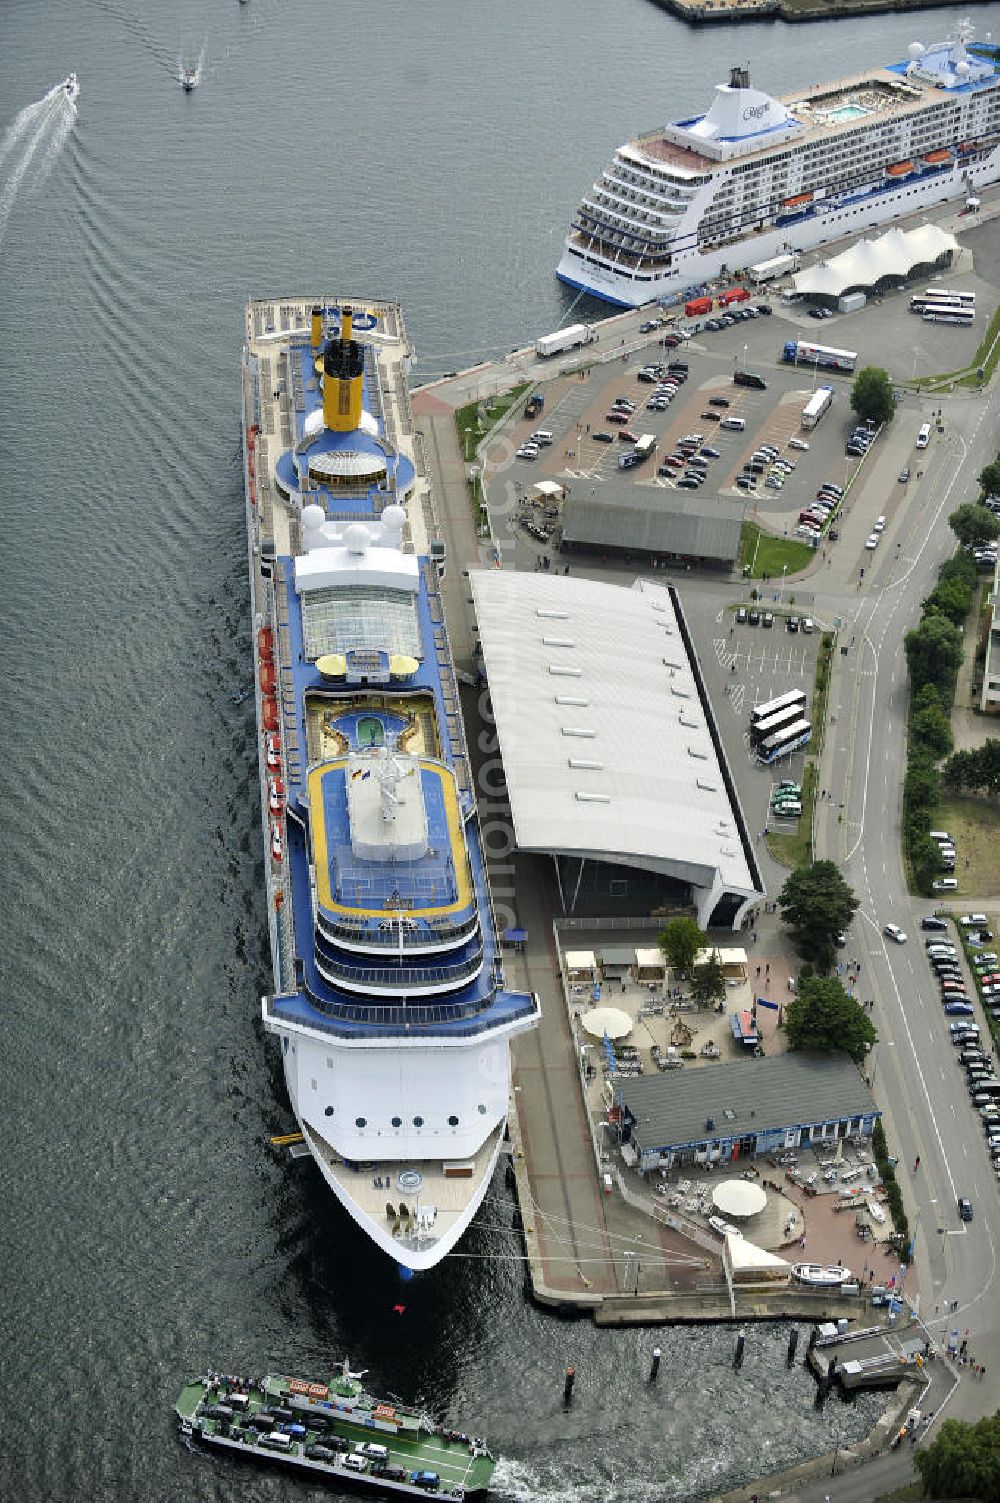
left=557, top=23, right=1000, bottom=308
left=242, top=300, right=539, bottom=1271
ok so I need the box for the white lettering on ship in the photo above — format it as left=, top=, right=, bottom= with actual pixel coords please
left=743, top=104, right=770, bottom=123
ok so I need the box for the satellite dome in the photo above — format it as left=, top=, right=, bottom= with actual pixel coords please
left=382, top=504, right=406, bottom=531
left=302, top=503, right=326, bottom=528
left=957, top=59, right=970, bottom=77
left=344, top=523, right=370, bottom=554
left=907, top=41, right=925, bottom=59
left=303, top=408, right=324, bottom=439
left=358, top=410, right=379, bottom=437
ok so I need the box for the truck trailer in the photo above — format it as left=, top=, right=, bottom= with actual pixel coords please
left=749, top=253, right=800, bottom=283
left=535, top=324, right=596, bottom=358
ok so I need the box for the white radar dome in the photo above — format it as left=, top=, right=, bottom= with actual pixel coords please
left=303, top=408, right=324, bottom=439
left=382, top=504, right=406, bottom=531
left=302, top=503, right=326, bottom=527
left=358, top=411, right=379, bottom=437
left=957, top=60, right=970, bottom=77
left=907, top=42, right=925, bottom=60
left=344, top=523, right=370, bottom=554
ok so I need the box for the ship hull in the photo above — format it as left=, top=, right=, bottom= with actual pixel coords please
left=557, top=145, right=1000, bottom=309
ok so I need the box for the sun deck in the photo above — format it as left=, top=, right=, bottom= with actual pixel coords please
left=309, top=757, right=471, bottom=920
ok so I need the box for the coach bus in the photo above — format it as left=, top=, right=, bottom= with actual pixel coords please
left=750, top=689, right=807, bottom=730
left=909, top=288, right=975, bottom=313
left=758, top=718, right=812, bottom=764
left=921, top=302, right=975, bottom=325
left=751, top=704, right=806, bottom=745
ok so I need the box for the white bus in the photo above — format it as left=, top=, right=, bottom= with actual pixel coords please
left=759, top=718, right=812, bottom=764
left=751, top=703, right=805, bottom=744
left=801, top=385, right=834, bottom=430
left=911, top=287, right=976, bottom=309
left=921, top=303, right=975, bottom=325
left=916, top=422, right=931, bottom=450
left=750, top=689, right=807, bottom=729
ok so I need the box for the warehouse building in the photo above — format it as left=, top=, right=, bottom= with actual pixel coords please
left=469, top=571, right=764, bottom=929
left=560, top=487, right=744, bottom=570
left=615, top=1053, right=879, bottom=1175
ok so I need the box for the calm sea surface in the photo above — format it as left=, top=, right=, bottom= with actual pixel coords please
left=0, top=2, right=960, bottom=1497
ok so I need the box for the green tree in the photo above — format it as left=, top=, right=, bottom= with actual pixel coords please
left=911, top=832, right=946, bottom=893
left=943, top=746, right=978, bottom=793
left=657, top=915, right=705, bottom=978
left=904, top=612, right=964, bottom=696
left=910, top=702, right=953, bottom=759
left=949, top=500, right=1000, bottom=551
left=778, top=861, right=860, bottom=973
left=904, top=751, right=941, bottom=812
left=850, top=366, right=895, bottom=425
left=923, top=574, right=973, bottom=626
left=915, top=1412, right=1000, bottom=1501
left=978, top=458, right=1000, bottom=499
left=784, top=976, right=876, bottom=1061
left=690, top=950, right=727, bottom=1008
left=938, top=551, right=979, bottom=592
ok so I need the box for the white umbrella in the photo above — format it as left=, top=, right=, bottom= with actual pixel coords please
left=580, top=1006, right=633, bottom=1040
left=712, top=1179, right=768, bottom=1219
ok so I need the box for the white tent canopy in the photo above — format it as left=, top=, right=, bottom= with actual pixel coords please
left=791, top=224, right=958, bottom=299
left=533, top=480, right=564, bottom=499
left=723, top=1233, right=792, bottom=1284
left=565, top=949, right=597, bottom=978
left=712, top=1179, right=768, bottom=1218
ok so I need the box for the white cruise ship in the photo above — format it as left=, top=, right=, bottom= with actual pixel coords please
left=242, top=298, right=540, bottom=1272
left=557, top=24, right=1000, bottom=308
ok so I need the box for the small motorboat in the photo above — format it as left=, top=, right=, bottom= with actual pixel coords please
left=792, top=1262, right=852, bottom=1286
left=181, top=65, right=198, bottom=92
left=62, top=73, right=80, bottom=105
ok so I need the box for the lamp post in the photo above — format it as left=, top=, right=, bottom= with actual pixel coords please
left=778, top=563, right=787, bottom=605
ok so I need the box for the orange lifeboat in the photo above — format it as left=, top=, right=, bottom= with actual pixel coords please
left=782, top=192, right=813, bottom=208
left=923, top=149, right=950, bottom=164
left=886, top=160, right=913, bottom=177
left=260, top=663, right=276, bottom=695
left=258, top=626, right=274, bottom=662
left=262, top=696, right=279, bottom=731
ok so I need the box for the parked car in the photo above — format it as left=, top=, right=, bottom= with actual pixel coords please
left=593, top=431, right=615, bottom=443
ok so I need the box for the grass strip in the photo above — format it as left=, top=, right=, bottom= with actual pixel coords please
left=738, top=521, right=814, bottom=580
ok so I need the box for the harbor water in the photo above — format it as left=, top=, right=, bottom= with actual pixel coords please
left=0, top=1, right=959, bottom=1497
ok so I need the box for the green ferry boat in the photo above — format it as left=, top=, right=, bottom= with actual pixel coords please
left=174, top=1364, right=495, bottom=1499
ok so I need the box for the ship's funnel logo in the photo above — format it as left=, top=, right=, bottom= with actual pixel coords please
left=742, top=102, right=770, bottom=123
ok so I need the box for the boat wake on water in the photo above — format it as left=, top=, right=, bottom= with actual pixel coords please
left=0, top=77, right=78, bottom=244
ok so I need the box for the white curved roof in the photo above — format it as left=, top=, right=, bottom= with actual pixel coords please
left=792, top=224, right=958, bottom=298
left=469, top=572, right=761, bottom=904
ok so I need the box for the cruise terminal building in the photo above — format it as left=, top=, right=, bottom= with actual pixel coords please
left=469, top=573, right=764, bottom=930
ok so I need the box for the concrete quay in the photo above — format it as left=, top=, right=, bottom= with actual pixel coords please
left=647, top=0, right=992, bottom=25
